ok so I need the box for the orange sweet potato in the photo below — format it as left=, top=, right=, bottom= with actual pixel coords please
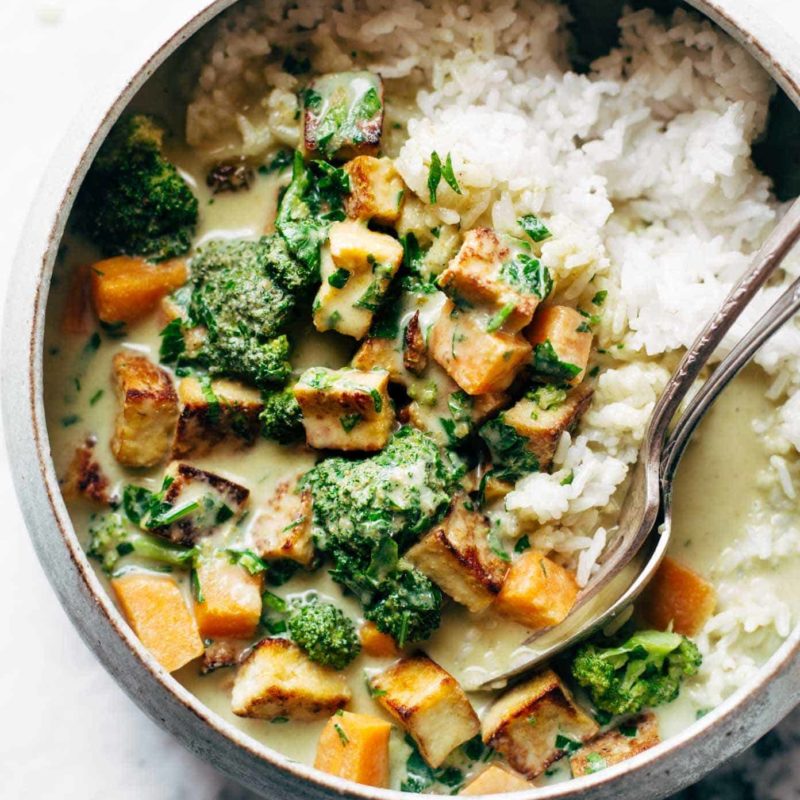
left=495, top=550, right=579, bottom=630
left=111, top=572, right=204, bottom=672
left=193, top=556, right=263, bottom=639
left=460, top=764, right=531, bottom=795
left=359, top=621, right=400, bottom=658
left=314, top=711, right=393, bottom=788
left=638, top=556, right=716, bottom=636
left=90, top=256, right=188, bottom=324
left=61, top=264, right=93, bottom=334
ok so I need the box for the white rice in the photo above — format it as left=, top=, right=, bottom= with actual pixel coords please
left=184, top=0, right=800, bottom=706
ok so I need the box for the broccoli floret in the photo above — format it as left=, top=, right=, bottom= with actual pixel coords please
left=260, top=387, right=304, bottom=443
left=75, top=114, right=198, bottom=261
left=364, top=565, right=442, bottom=647
left=87, top=512, right=197, bottom=573
left=570, top=629, right=702, bottom=716
left=300, top=426, right=462, bottom=645
left=287, top=596, right=360, bottom=669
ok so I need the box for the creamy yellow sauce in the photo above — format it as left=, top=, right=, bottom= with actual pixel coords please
left=42, top=142, right=798, bottom=790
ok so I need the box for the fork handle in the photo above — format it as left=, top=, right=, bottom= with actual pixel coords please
left=644, top=198, right=800, bottom=459
left=662, top=273, right=800, bottom=481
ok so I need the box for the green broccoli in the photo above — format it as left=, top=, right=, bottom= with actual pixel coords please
left=479, top=414, right=539, bottom=483
left=87, top=512, right=197, bottom=573
left=570, top=629, right=702, bottom=716
left=287, top=596, right=360, bottom=669
left=300, top=426, right=461, bottom=645
left=75, top=114, right=198, bottom=261
left=260, top=387, right=304, bottom=443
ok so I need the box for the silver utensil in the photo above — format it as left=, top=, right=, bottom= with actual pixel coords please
left=480, top=199, right=800, bottom=689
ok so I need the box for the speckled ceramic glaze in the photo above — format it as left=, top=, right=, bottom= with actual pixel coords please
left=3, top=1, right=799, bottom=798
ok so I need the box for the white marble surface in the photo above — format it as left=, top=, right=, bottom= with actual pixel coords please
left=0, top=2, right=797, bottom=798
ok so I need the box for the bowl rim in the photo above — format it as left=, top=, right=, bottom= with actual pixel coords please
left=3, top=1, right=799, bottom=798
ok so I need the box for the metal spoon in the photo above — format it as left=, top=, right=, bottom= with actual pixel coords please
left=478, top=199, right=800, bottom=690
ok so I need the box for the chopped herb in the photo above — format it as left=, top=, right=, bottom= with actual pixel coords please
left=588, top=365, right=600, bottom=378
left=501, top=253, right=553, bottom=299
left=227, top=548, right=269, bottom=576
left=560, top=470, right=575, bottom=486
left=532, top=340, right=581, bottom=382
left=259, top=149, right=294, bottom=175
left=441, top=153, right=462, bottom=195
left=191, top=568, right=205, bottom=604
left=585, top=752, right=607, bottom=774
left=695, top=708, right=712, bottom=720
left=487, top=526, right=511, bottom=563
left=486, top=301, right=516, bottom=333
left=198, top=375, right=221, bottom=424
left=593, top=709, right=613, bottom=726
left=527, top=384, right=567, bottom=410
left=89, top=389, right=104, bottom=406
left=619, top=722, right=638, bottom=738
left=84, top=332, right=102, bottom=353
left=518, top=214, right=552, bottom=242
left=514, top=535, right=531, bottom=554
left=592, top=290, right=608, bottom=306
left=271, top=716, right=290, bottom=724
left=340, top=413, right=362, bottom=433
left=334, top=723, right=349, bottom=745
left=576, top=321, right=592, bottom=334
left=555, top=734, right=582, bottom=754
left=427, top=151, right=443, bottom=204
left=262, top=590, right=288, bottom=613
left=158, top=318, right=186, bottom=364
left=61, top=414, right=80, bottom=427
left=328, top=267, right=350, bottom=289
left=370, top=388, right=383, bottom=412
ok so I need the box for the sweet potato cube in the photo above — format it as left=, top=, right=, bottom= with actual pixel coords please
left=502, top=383, right=594, bottom=471
left=638, top=556, right=716, bottom=636
left=430, top=300, right=531, bottom=395
left=231, top=638, right=351, bottom=721
left=372, top=654, right=479, bottom=768
left=460, top=765, right=531, bottom=795
left=314, top=710, right=393, bottom=788
left=294, top=367, right=395, bottom=451
left=111, top=572, right=204, bottom=673
left=193, top=555, right=262, bottom=639
left=482, top=669, right=599, bottom=778
left=496, top=550, right=579, bottom=630
left=437, top=228, right=540, bottom=333
left=303, top=71, right=384, bottom=161
left=90, top=256, right=188, bottom=324
left=111, top=352, right=179, bottom=468
left=251, top=480, right=315, bottom=567
left=173, top=376, right=264, bottom=457
left=359, top=621, right=401, bottom=658
left=406, top=497, right=508, bottom=613
left=526, top=305, right=592, bottom=385
left=570, top=712, right=661, bottom=777
left=344, top=156, right=404, bottom=225
left=313, top=222, right=404, bottom=340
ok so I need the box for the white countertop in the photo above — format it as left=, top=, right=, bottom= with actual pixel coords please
left=0, top=2, right=798, bottom=798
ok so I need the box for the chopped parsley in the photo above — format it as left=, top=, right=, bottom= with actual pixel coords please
left=501, top=253, right=553, bottom=299
left=427, top=151, right=461, bottom=204
left=585, top=752, right=607, bottom=774
left=518, top=214, right=552, bottom=242
left=486, top=301, right=516, bottom=333
left=531, top=340, right=581, bottom=382
left=328, top=267, right=350, bottom=289
left=340, top=413, right=362, bottom=433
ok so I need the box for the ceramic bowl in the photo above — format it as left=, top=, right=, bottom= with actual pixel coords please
left=3, top=1, right=799, bottom=797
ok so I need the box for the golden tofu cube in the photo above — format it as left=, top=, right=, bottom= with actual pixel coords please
left=251, top=480, right=315, bottom=567
left=344, top=156, right=405, bottom=225
left=173, top=376, right=264, bottom=458
left=406, top=497, right=508, bottom=612
left=231, top=638, right=351, bottom=721
left=111, top=352, right=179, bottom=468
left=430, top=300, right=531, bottom=395
left=371, top=654, right=480, bottom=768
left=482, top=669, right=599, bottom=778
left=570, top=712, right=661, bottom=777
left=151, top=461, right=249, bottom=546
left=351, top=336, right=406, bottom=383
left=459, top=765, right=531, bottom=795
left=61, top=437, right=110, bottom=504
left=437, top=228, right=540, bottom=333
left=526, top=305, right=592, bottom=385
left=502, top=382, right=594, bottom=471
left=496, top=550, right=579, bottom=630
left=294, top=367, right=395, bottom=452
left=313, top=222, right=403, bottom=340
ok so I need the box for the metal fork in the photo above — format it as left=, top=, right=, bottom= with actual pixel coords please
left=479, top=199, right=800, bottom=690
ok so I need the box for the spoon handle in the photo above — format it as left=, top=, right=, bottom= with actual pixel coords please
left=645, top=198, right=800, bottom=458
left=663, top=273, right=800, bottom=481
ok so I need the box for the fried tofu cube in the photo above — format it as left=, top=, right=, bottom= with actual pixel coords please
left=460, top=765, right=531, bottom=795
left=61, top=437, right=110, bottom=504
left=251, top=480, right=315, bottom=567
left=496, top=550, right=579, bottom=630
left=315, top=711, right=393, bottom=788
left=403, top=310, right=428, bottom=376
left=231, top=638, right=351, bottom=721
left=570, top=712, right=661, bottom=777
left=150, top=461, right=249, bottom=546
left=406, top=497, right=508, bottom=612
left=501, top=382, right=594, bottom=471
left=111, top=352, right=179, bottom=468
left=303, top=71, right=384, bottom=161
left=111, top=572, right=204, bottom=673
left=294, top=367, right=395, bottom=451
left=351, top=336, right=406, bottom=383
left=638, top=556, right=716, bottom=636
left=314, top=222, right=404, bottom=340
left=200, top=638, right=248, bottom=674
left=430, top=300, right=531, bottom=395
left=344, top=156, right=404, bottom=225
left=372, top=654, right=480, bottom=768
left=193, top=554, right=263, bottom=639
left=482, top=669, right=599, bottom=778
left=437, top=228, right=541, bottom=333
left=526, top=306, right=592, bottom=385
left=173, top=376, right=264, bottom=458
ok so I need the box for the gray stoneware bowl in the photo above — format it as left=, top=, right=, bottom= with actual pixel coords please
left=3, top=1, right=799, bottom=798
